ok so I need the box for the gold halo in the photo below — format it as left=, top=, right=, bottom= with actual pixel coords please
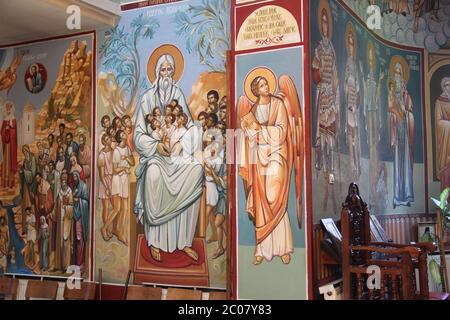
left=345, top=22, right=357, bottom=57
left=318, top=0, right=333, bottom=38
left=147, top=44, right=184, bottom=84
left=390, top=55, right=409, bottom=83
left=29, top=63, right=39, bottom=73
left=244, top=67, right=277, bottom=102
left=367, top=41, right=376, bottom=69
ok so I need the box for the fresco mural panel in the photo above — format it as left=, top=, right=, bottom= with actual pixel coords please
left=0, top=33, right=94, bottom=278
left=310, top=0, right=425, bottom=221
left=95, top=0, right=229, bottom=289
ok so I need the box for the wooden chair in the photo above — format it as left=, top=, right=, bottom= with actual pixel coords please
left=0, top=278, right=18, bottom=300
left=121, top=269, right=163, bottom=300
left=25, top=280, right=59, bottom=300
left=126, top=286, right=163, bottom=300
left=63, top=282, right=97, bottom=300
left=207, top=290, right=228, bottom=300
left=166, top=287, right=202, bottom=300
left=341, top=183, right=436, bottom=300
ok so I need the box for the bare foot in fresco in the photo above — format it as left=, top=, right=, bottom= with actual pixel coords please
left=150, top=246, right=162, bottom=262
left=182, top=247, right=199, bottom=261
left=212, top=247, right=225, bottom=259
left=118, top=235, right=128, bottom=246
left=253, top=256, right=263, bottom=265
left=281, top=254, right=291, bottom=264
left=206, top=235, right=217, bottom=244
left=101, top=226, right=112, bottom=241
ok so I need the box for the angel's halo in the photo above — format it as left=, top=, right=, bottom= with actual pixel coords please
left=243, top=67, right=277, bottom=103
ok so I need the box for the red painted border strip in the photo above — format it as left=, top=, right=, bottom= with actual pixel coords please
left=230, top=0, right=237, bottom=301
left=90, top=31, right=97, bottom=282
left=303, top=0, right=314, bottom=300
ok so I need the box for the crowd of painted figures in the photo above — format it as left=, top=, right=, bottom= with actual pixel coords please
left=196, top=91, right=227, bottom=260
left=18, top=122, right=91, bottom=274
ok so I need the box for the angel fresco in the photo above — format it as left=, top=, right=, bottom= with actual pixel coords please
left=238, top=67, right=304, bottom=265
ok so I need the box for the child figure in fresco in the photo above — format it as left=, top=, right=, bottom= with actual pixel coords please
left=388, top=80, right=405, bottom=121
left=150, top=118, right=170, bottom=152
left=163, top=113, right=176, bottom=139
left=172, top=105, right=184, bottom=122
left=145, top=114, right=154, bottom=133
left=38, top=215, right=49, bottom=271
left=203, top=132, right=226, bottom=259
left=152, top=107, right=163, bottom=126
left=21, top=207, right=40, bottom=273
left=170, top=99, right=179, bottom=109
left=165, top=104, right=174, bottom=116
left=170, top=113, right=188, bottom=156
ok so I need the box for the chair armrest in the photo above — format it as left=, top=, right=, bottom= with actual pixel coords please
left=370, top=241, right=436, bottom=253
left=351, top=245, right=419, bottom=256
left=407, top=242, right=436, bottom=253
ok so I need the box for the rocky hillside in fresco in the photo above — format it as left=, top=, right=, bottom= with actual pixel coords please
left=36, top=39, right=92, bottom=137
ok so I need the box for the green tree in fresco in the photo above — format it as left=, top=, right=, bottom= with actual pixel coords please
left=99, top=13, right=159, bottom=116
left=174, top=0, right=230, bottom=72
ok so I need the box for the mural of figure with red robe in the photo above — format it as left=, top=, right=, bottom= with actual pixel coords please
left=34, top=172, right=54, bottom=231
left=1, top=101, right=17, bottom=189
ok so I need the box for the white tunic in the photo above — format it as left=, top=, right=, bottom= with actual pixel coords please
left=204, top=142, right=223, bottom=206
left=112, top=145, right=131, bottom=198
left=134, top=87, right=203, bottom=253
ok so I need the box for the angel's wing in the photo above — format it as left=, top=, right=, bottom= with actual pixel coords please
left=237, top=95, right=253, bottom=193
left=237, top=95, right=252, bottom=129
left=278, top=75, right=304, bottom=229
